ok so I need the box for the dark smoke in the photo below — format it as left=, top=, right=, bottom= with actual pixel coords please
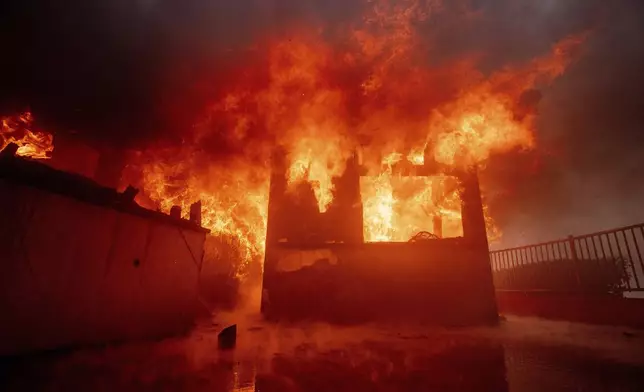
left=480, top=0, right=644, bottom=246
left=0, top=0, right=357, bottom=148
left=2, top=0, right=644, bottom=243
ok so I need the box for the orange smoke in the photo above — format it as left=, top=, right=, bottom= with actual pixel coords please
left=0, top=111, right=54, bottom=159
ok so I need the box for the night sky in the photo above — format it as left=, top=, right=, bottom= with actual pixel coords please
left=2, top=0, right=644, bottom=245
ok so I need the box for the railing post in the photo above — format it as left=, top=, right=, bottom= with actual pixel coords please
left=568, top=235, right=582, bottom=291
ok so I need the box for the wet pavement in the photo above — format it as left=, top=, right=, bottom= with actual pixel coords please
left=1, top=315, right=643, bottom=391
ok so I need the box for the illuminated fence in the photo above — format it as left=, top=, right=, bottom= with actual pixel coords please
left=490, top=224, right=644, bottom=294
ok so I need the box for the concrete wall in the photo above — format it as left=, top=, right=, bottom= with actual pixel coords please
left=496, top=291, right=644, bottom=329
left=0, top=180, right=206, bottom=355
left=262, top=241, right=499, bottom=325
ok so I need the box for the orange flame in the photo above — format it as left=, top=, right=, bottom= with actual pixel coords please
left=360, top=151, right=463, bottom=242
left=430, top=35, right=586, bottom=168
left=131, top=0, right=584, bottom=269
left=262, top=37, right=353, bottom=213
left=126, top=149, right=269, bottom=275
left=0, top=111, right=54, bottom=159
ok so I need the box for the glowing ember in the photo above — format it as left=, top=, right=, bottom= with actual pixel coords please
left=0, top=111, right=54, bottom=159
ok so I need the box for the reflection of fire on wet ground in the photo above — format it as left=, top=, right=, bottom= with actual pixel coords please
left=1, top=315, right=643, bottom=391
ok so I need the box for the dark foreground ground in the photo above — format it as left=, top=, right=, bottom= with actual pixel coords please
left=2, top=314, right=644, bottom=392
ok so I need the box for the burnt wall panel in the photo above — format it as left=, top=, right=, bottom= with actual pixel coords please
left=98, top=213, right=151, bottom=342
left=0, top=179, right=206, bottom=355
left=144, top=224, right=202, bottom=335
left=0, top=184, right=120, bottom=351
left=262, top=242, right=499, bottom=325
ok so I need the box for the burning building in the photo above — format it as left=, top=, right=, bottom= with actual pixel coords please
left=102, top=4, right=585, bottom=322
left=261, top=144, right=497, bottom=324
left=0, top=0, right=589, bottom=347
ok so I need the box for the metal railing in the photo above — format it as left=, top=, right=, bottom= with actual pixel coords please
left=490, top=224, right=644, bottom=294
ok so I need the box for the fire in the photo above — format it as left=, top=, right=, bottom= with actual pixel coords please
left=430, top=36, right=585, bottom=168
left=360, top=151, right=463, bottom=242
left=262, top=37, right=352, bottom=213
left=125, top=149, right=269, bottom=276
left=128, top=0, right=584, bottom=270
left=286, top=133, right=351, bottom=213
left=407, top=148, right=425, bottom=166
left=361, top=171, right=395, bottom=242
left=0, top=111, right=54, bottom=159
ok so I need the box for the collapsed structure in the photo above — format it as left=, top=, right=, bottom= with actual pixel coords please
left=262, top=147, right=499, bottom=325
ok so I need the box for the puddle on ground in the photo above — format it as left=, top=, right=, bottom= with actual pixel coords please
left=1, top=316, right=643, bottom=391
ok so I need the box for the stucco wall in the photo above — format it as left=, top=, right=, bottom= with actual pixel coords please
left=262, top=241, right=498, bottom=325
left=0, top=180, right=206, bottom=355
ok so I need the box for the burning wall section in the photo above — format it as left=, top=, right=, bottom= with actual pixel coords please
left=261, top=148, right=497, bottom=325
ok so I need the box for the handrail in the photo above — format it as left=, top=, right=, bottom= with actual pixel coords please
left=490, top=223, right=644, bottom=293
